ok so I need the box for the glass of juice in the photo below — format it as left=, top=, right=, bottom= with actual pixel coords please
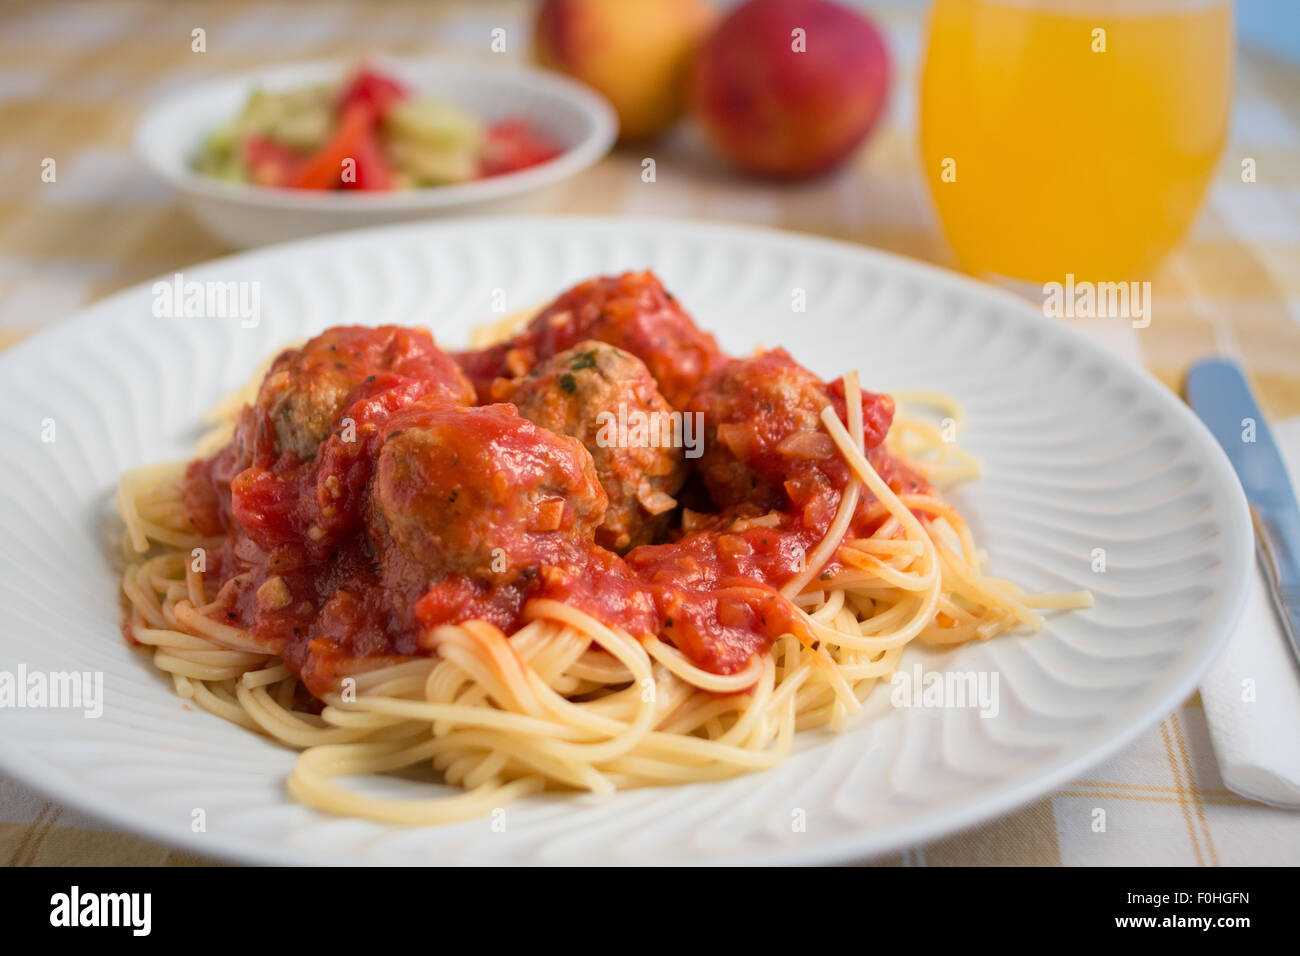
left=919, top=0, right=1234, bottom=284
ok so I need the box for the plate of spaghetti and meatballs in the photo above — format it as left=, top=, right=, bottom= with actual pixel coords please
left=0, top=217, right=1252, bottom=865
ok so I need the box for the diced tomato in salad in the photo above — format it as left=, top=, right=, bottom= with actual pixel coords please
left=339, top=127, right=393, bottom=191
left=337, top=68, right=408, bottom=120
left=242, top=135, right=304, bottom=188
left=289, top=101, right=385, bottom=190
left=481, top=118, right=563, bottom=177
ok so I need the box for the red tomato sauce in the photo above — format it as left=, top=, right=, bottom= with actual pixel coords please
left=182, top=274, right=928, bottom=698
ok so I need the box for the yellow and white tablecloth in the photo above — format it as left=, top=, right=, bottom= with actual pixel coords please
left=0, top=0, right=1297, bottom=865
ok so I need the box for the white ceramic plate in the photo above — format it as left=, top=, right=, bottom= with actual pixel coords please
left=0, top=217, right=1251, bottom=866
left=135, top=58, right=617, bottom=248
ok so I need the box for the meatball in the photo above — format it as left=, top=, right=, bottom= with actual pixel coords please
left=511, top=341, right=687, bottom=552
left=689, top=349, right=895, bottom=510
left=256, top=325, right=474, bottom=460
left=454, top=271, right=725, bottom=410
left=369, top=403, right=607, bottom=581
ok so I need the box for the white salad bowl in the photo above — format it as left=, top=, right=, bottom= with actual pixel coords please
left=135, top=57, right=618, bottom=248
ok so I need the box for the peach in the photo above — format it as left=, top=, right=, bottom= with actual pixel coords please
left=535, top=0, right=714, bottom=141
left=690, top=0, right=891, bottom=178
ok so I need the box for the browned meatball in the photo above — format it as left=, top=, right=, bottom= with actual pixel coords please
left=369, top=402, right=607, bottom=580
left=689, top=349, right=895, bottom=511
left=453, top=271, right=726, bottom=410
left=255, top=325, right=474, bottom=460
left=511, top=341, right=687, bottom=552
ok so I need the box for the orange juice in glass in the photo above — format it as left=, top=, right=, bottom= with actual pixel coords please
left=919, top=0, right=1233, bottom=283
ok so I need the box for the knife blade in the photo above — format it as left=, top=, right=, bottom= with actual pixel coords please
left=1186, top=357, right=1300, bottom=669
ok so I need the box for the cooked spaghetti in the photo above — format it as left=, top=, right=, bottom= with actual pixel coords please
left=117, top=271, right=1091, bottom=824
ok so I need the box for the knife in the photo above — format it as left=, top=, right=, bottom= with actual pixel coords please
left=1186, top=357, right=1300, bottom=669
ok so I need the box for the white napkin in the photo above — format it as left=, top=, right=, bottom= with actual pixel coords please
left=1199, top=416, right=1300, bottom=808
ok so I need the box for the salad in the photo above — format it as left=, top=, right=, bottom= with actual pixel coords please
left=194, top=67, right=562, bottom=191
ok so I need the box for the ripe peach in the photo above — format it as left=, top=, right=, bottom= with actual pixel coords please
left=535, top=0, right=715, bottom=141
left=690, top=0, right=891, bottom=178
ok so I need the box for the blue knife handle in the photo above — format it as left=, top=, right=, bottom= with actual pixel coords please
left=1188, top=356, right=1300, bottom=672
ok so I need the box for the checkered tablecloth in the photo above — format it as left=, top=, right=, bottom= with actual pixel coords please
left=1, top=0, right=1297, bottom=866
